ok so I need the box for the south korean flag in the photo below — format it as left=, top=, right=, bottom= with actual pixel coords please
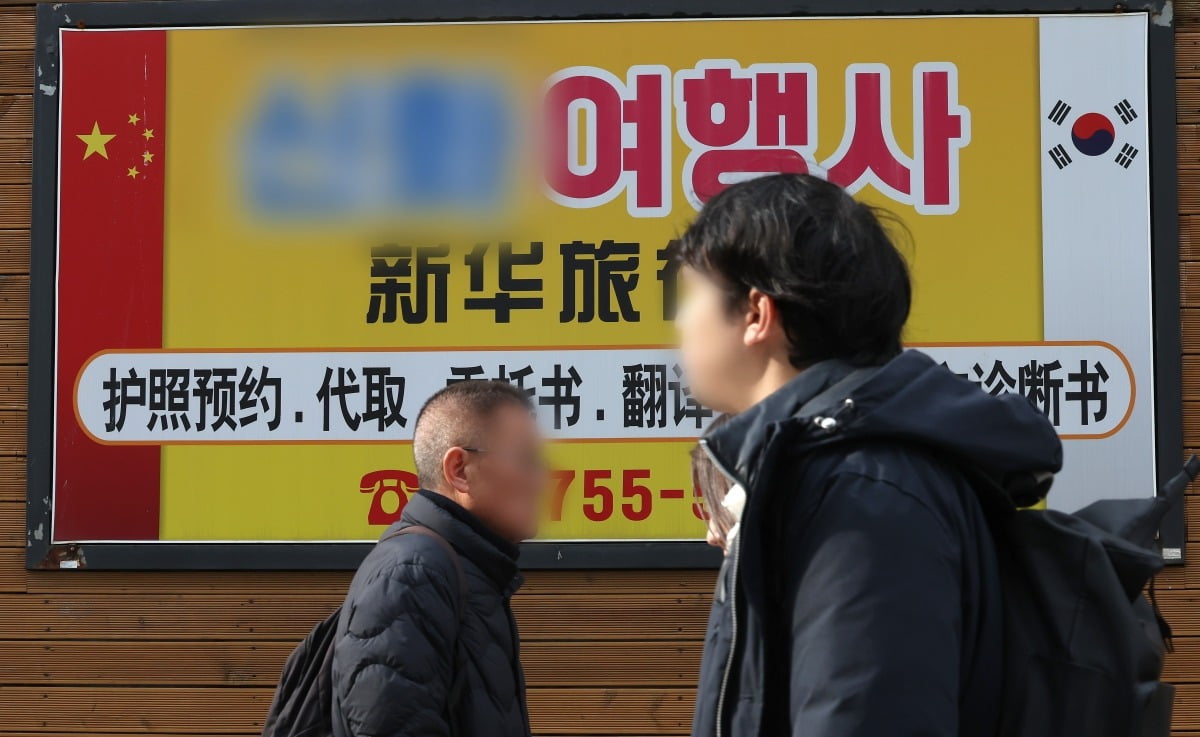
left=1044, top=98, right=1141, bottom=171
left=1039, top=19, right=1148, bottom=180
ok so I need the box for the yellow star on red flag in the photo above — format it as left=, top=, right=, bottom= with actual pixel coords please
left=126, top=166, right=140, bottom=179
left=77, top=122, right=115, bottom=160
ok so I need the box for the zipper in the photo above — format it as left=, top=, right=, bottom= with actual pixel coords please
left=700, top=438, right=741, bottom=737
left=716, top=530, right=741, bottom=737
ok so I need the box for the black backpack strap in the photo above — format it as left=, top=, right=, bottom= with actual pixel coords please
left=389, top=525, right=469, bottom=734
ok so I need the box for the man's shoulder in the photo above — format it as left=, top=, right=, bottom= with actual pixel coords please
left=349, top=529, right=461, bottom=598
left=338, top=533, right=466, bottom=636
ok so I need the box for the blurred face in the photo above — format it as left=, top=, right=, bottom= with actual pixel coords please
left=460, top=403, right=547, bottom=542
left=675, top=265, right=755, bottom=413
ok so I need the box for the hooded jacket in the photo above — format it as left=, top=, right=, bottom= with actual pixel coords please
left=692, top=351, right=1063, bottom=737
left=332, top=491, right=531, bottom=737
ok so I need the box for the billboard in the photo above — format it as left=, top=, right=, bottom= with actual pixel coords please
left=28, top=1, right=1182, bottom=568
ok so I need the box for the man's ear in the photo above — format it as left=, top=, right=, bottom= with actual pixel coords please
left=441, top=447, right=471, bottom=494
left=743, top=288, right=780, bottom=348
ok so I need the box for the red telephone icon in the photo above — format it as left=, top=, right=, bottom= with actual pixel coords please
left=359, top=470, right=420, bottom=526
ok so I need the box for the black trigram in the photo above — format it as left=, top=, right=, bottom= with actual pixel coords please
left=1115, top=143, right=1139, bottom=169
left=1048, top=100, right=1072, bottom=126
left=1048, top=144, right=1072, bottom=170
left=1114, top=99, right=1138, bottom=125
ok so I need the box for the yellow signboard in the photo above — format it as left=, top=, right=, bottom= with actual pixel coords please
left=43, top=11, right=1170, bottom=562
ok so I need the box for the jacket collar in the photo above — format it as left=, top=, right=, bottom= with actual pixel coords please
left=394, top=491, right=524, bottom=597
left=702, top=359, right=858, bottom=493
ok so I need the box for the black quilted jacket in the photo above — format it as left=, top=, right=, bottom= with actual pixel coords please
left=693, top=352, right=1062, bottom=737
left=331, top=491, right=530, bottom=737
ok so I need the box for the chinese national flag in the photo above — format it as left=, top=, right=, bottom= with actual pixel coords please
left=56, top=31, right=166, bottom=540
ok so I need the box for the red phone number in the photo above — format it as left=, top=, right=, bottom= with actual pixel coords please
left=549, top=468, right=705, bottom=523
left=359, top=468, right=708, bottom=526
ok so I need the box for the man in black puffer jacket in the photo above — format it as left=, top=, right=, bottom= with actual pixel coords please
left=673, top=174, right=1062, bottom=737
left=332, top=380, right=542, bottom=737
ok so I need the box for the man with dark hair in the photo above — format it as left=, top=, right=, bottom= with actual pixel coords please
left=677, top=174, right=1062, bottom=737
left=332, top=379, right=541, bottom=737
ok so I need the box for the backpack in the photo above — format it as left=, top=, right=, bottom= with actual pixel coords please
left=966, top=455, right=1198, bottom=737
left=803, top=366, right=1193, bottom=737
left=261, top=526, right=468, bottom=737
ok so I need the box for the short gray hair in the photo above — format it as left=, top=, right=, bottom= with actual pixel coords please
left=412, top=380, right=535, bottom=490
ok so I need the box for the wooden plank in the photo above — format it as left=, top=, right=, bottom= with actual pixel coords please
left=0, top=686, right=275, bottom=734
left=1183, top=215, right=1200, bottom=260
left=24, top=569, right=356, bottom=596
left=0, top=275, right=25, bottom=319
left=1184, top=124, right=1200, bottom=170
left=0, top=592, right=712, bottom=641
left=529, top=688, right=694, bottom=734
left=0, top=408, right=26, bottom=454
left=0, top=641, right=293, bottom=688
left=1156, top=589, right=1200, bottom=636
left=1179, top=0, right=1200, bottom=27
left=1182, top=80, right=1200, bottom=123
left=0, top=49, right=30, bottom=94
left=0, top=94, right=29, bottom=137
left=0, top=319, right=26, bottom=364
left=1165, top=637, right=1200, bottom=683
left=1184, top=262, right=1200, bottom=305
left=0, top=546, right=25, bottom=592
left=1182, top=169, right=1200, bottom=215
left=1183, top=403, right=1200, bottom=447
left=1176, top=684, right=1200, bottom=731
left=0, top=159, right=28, bottom=182
left=0, top=500, right=23, bottom=545
left=0, top=137, right=29, bottom=163
left=1180, top=353, right=1200, bottom=405
left=0, top=230, right=28, bottom=273
left=0, top=7, right=31, bottom=52
left=524, top=641, right=703, bottom=687
left=1185, top=494, right=1200, bottom=540
left=24, top=567, right=716, bottom=596
left=1179, top=32, right=1200, bottom=78
left=0, top=186, right=28, bottom=228
left=1155, top=547, right=1200, bottom=590
left=0, top=363, right=27, bottom=407
left=0, top=686, right=696, bottom=734
left=1185, top=309, right=1200, bottom=353
left=0, top=639, right=703, bottom=688
left=0, top=455, right=25, bottom=502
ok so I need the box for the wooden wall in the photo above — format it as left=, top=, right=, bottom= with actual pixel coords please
left=1, top=2, right=1200, bottom=735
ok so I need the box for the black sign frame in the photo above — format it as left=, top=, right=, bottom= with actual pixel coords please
left=28, top=0, right=1182, bottom=569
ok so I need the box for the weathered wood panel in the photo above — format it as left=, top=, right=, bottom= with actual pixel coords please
left=0, top=640, right=703, bottom=687
left=0, top=592, right=713, bottom=641
left=0, top=8, right=32, bottom=51
left=0, top=687, right=697, bottom=734
left=19, top=567, right=714, bottom=595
